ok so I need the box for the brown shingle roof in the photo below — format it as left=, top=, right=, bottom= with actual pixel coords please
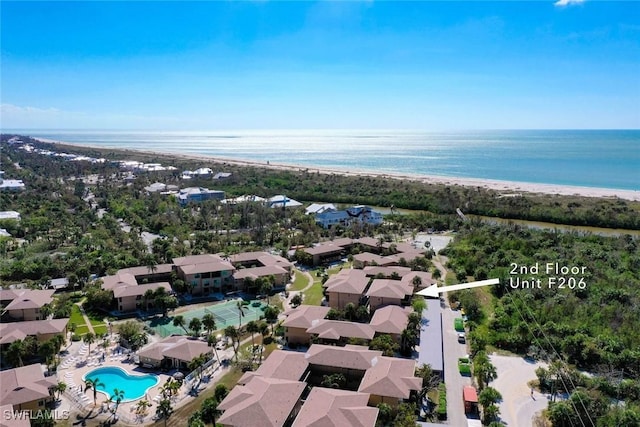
left=173, top=254, right=224, bottom=266
left=283, top=305, right=331, bottom=329
left=292, top=388, right=378, bottom=427
left=305, top=344, right=382, bottom=371
left=369, top=306, right=412, bottom=335
left=358, top=356, right=422, bottom=399
left=243, top=350, right=308, bottom=382
left=0, top=318, right=69, bottom=345
left=0, top=403, right=30, bottom=426
left=0, top=364, right=57, bottom=406
left=218, top=376, right=305, bottom=427
left=233, top=265, right=287, bottom=280
left=112, top=282, right=171, bottom=298
left=138, top=336, right=211, bottom=363
left=4, top=290, right=54, bottom=310
left=323, top=269, right=369, bottom=295
left=366, top=279, right=413, bottom=299
left=363, top=266, right=412, bottom=278
left=101, top=272, right=138, bottom=290
left=179, top=260, right=234, bottom=275
left=306, top=320, right=375, bottom=341
left=117, top=264, right=174, bottom=277
left=401, top=271, right=436, bottom=288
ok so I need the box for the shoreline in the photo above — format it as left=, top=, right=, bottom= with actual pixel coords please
left=33, top=136, right=640, bottom=202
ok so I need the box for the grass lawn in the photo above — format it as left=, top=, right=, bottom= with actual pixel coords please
left=69, top=305, right=88, bottom=331
left=75, top=325, right=89, bottom=336
left=302, top=281, right=324, bottom=306
left=289, top=268, right=310, bottom=291
left=93, top=325, right=108, bottom=335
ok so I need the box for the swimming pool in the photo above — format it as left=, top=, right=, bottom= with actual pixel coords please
left=83, top=366, right=158, bottom=402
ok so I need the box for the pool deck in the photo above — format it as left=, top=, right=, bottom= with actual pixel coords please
left=56, top=337, right=177, bottom=425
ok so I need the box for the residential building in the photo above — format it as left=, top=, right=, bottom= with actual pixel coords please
left=117, top=263, right=174, bottom=284
left=358, top=356, right=422, bottom=407
left=0, top=172, right=25, bottom=191
left=0, top=211, right=20, bottom=221
left=177, top=187, right=225, bottom=206
left=365, top=279, right=413, bottom=310
left=369, top=306, right=412, bottom=343
left=0, top=364, right=57, bottom=411
left=306, top=320, right=375, bottom=345
left=217, top=376, right=306, bottom=427
left=362, top=266, right=412, bottom=279
left=233, top=265, right=290, bottom=289
left=314, top=206, right=383, bottom=229
left=401, top=271, right=437, bottom=290
left=304, top=203, right=336, bottom=215
left=0, top=318, right=69, bottom=347
left=305, top=344, right=382, bottom=377
left=173, top=254, right=235, bottom=295
left=137, top=335, right=213, bottom=369
left=267, top=195, right=303, bottom=209
left=228, top=252, right=293, bottom=272
left=238, top=350, right=309, bottom=385
left=2, top=290, right=54, bottom=321
left=221, top=195, right=265, bottom=205
left=112, top=282, right=172, bottom=313
left=292, top=388, right=378, bottom=427
left=0, top=403, right=30, bottom=427
left=283, top=305, right=331, bottom=345
left=323, top=269, right=370, bottom=310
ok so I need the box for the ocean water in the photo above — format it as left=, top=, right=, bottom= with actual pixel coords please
left=12, top=129, right=640, bottom=191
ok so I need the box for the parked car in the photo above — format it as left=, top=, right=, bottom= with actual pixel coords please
left=457, top=332, right=466, bottom=343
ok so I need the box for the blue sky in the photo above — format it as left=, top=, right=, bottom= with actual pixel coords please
left=1, top=1, right=639, bottom=130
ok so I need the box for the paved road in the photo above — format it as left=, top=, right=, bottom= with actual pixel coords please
left=491, top=354, right=549, bottom=426
left=441, top=297, right=473, bottom=427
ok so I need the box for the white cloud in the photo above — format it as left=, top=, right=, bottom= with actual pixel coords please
left=554, top=0, right=585, bottom=7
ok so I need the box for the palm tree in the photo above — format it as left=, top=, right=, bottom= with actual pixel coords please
left=111, top=388, right=125, bottom=419
left=344, top=303, right=357, bottom=321
left=54, top=381, right=67, bottom=400
left=156, top=397, right=173, bottom=427
left=173, top=315, right=189, bottom=334
left=189, top=317, right=202, bottom=337
left=207, top=334, right=222, bottom=365
left=202, top=313, right=217, bottom=337
left=38, top=340, right=57, bottom=371
left=6, top=339, right=27, bottom=367
left=236, top=300, right=246, bottom=327
left=473, top=351, right=498, bottom=390
left=224, top=326, right=240, bottom=362
left=84, top=377, right=105, bottom=405
left=258, top=321, right=269, bottom=364
left=83, top=332, right=95, bottom=356
left=135, top=399, right=151, bottom=415
left=263, top=305, right=280, bottom=335
left=143, top=289, right=156, bottom=311
left=200, top=396, right=221, bottom=425
left=246, top=320, right=259, bottom=349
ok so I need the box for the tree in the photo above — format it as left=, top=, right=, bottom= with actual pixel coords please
left=479, top=387, right=502, bottom=425
left=246, top=320, right=259, bottom=349
left=188, top=354, right=208, bottom=389
left=214, top=384, right=229, bottom=402
left=156, top=397, right=173, bottom=427
left=344, top=302, right=357, bottom=321
left=84, top=377, right=105, bottom=405
left=393, top=402, right=419, bottom=427
left=326, top=308, right=342, bottom=320
left=6, top=339, right=27, bottom=367
left=173, top=315, right=189, bottom=334
left=400, top=328, right=418, bottom=356
left=224, top=326, right=241, bottom=362
left=38, top=340, right=57, bottom=370
left=236, top=300, right=246, bottom=327
left=260, top=278, right=274, bottom=305
left=111, top=388, right=125, bottom=420
left=473, top=351, right=498, bottom=390
left=412, top=296, right=427, bottom=314
left=53, top=381, right=67, bottom=400
left=264, top=305, right=280, bottom=335
left=189, top=317, right=202, bottom=337
left=202, top=313, right=217, bottom=337
left=321, top=373, right=347, bottom=389
left=83, top=332, right=95, bottom=356
left=370, top=334, right=399, bottom=357
left=200, top=396, right=221, bottom=425
left=117, top=320, right=148, bottom=350
left=291, top=294, right=303, bottom=307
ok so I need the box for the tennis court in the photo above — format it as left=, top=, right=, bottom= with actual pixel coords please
left=148, top=298, right=267, bottom=337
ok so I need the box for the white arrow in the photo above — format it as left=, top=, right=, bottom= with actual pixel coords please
left=416, top=278, right=500, bottom=298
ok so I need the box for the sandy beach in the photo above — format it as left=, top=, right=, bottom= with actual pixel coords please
left=36, top=137, right=640, bottom=202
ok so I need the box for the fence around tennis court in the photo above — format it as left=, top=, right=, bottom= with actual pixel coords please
left=149, top=299, right=267, bottom=337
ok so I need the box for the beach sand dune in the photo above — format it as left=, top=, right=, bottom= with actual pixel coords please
left=36, top=137, right=640, bottom=202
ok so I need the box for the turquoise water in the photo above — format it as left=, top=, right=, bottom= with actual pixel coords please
left=84, top=366, right=158, bottom=402
left=12, top=129, right=640, bottom=190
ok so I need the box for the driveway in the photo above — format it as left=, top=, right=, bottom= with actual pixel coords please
left=490, top=354, right=549, bottom=426
left=440, top=297, right=473, bottom=427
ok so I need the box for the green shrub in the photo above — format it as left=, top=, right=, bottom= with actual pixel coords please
left=71, top=334, right=81, bottom=342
